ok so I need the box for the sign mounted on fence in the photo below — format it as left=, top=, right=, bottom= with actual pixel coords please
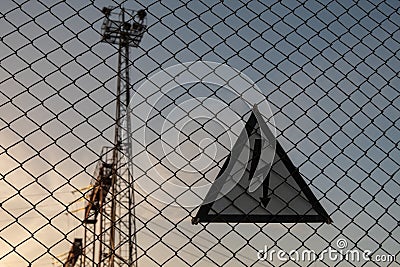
left=192, top=106, right=331, bottom=224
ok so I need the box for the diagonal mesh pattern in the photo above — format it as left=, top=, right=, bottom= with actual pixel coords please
left=0, top=0, right=399, bottom=266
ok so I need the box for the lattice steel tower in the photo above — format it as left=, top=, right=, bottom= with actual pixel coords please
left=81, top=6, right=146, bottom=267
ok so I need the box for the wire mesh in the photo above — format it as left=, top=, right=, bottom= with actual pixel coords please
left=0, top=0, right=399, bottom=266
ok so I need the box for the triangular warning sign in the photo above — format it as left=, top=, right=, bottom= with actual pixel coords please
left=192, top=106, right=331, bottom=224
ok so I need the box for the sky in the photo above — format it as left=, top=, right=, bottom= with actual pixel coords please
left=0, top=0, right=399, bottom=266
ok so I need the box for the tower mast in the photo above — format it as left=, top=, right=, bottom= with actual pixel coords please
left=82, top=6, right=146, bottom=267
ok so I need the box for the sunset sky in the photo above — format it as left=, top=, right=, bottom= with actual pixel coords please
left=0, top=0, right=399, bottom=266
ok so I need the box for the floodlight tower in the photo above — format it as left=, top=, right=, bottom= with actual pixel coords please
left=82, top=6, right=146, bottom=267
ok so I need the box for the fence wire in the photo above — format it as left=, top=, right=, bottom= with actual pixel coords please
left=0, top=0, right=399, bottom=266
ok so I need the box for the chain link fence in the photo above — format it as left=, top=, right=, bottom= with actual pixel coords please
left=0, top=0, right=399, bottom=266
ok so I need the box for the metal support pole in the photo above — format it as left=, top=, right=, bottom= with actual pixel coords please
left=93, top=6, right=146, bottom=267
left=109, top=39, right=122, bottom=267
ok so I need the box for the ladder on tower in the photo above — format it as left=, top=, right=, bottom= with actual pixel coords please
left=84, top=161, right=113, bottom=224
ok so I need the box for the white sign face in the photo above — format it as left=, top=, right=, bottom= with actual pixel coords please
left=193, top=107, right=331, bottom=224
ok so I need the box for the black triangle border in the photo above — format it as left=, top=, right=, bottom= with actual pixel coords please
left=192, top=109, right=332, bottom=224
